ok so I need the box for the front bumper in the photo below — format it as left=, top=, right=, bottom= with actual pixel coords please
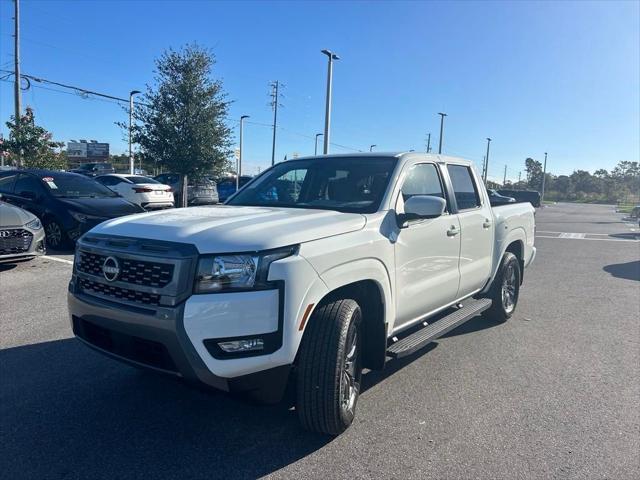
left=0, top=226, right=46, bottom=260
left=68, top=284, right=291, bottom=401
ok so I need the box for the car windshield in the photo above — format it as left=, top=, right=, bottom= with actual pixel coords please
left=41, top=174, right=119, bottom=198
left=77, top=163, right=96, bottom=170
left=227, top=157, right=397, bottom=213
left=126, top=176, right=160, bottom=184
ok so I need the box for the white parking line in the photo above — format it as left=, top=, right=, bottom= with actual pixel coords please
left=559, top=232, right=586, bottom=239
left=41, top=255, right=74, bottom=265
left=536, top=235, right=639, bottom=243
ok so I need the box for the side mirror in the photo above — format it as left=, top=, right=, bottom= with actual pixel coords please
left=397, top=195, right=446, bottom=228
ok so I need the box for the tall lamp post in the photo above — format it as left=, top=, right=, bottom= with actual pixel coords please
left=437, top=112, right=447, bottom=154
left=237, top=115, right=249, bottom=191
left=483, top=137, right=491, bottom=183
left=321, top=49, right=339, bottom=155
left=128, top=90, right=141, bottom=174
left=369, top=144, right=377, bottom=152
left=541, top=152, right=548, bottom=204
left=314, top=133, right=323, bottom=155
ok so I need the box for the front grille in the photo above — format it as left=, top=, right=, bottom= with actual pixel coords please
left=73, top=316, right=178, bottom=373
left=79, top=278, right=161, bottom=306
left=0, top=229, right=33, bottom=255
left=77, top=251, right=174, bottom=287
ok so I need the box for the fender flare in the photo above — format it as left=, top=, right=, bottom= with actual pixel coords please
left=482, top=227, right=527, bottom=294
left=317, top=257, right=394, bottom=330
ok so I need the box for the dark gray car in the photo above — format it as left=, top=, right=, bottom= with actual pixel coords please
left=154, top=173, right=218, bottom=205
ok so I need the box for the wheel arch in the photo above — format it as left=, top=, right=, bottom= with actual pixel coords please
left=299, top=259, right=393, bottom=370
left=482, top=227, right=527, bottom=293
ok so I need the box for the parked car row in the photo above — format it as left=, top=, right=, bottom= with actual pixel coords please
left=0, top=167, right=249, bottom=251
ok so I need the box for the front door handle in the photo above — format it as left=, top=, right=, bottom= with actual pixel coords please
left=483, top=219, right=492, bottom=229
left=447, top=225, right=459, bottom=237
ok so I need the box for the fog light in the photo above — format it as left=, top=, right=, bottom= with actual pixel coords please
left=218, top=338, right=264, bottom=353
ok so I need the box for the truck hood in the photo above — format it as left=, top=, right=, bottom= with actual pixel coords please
left=90, top=205, right=366, bottom=252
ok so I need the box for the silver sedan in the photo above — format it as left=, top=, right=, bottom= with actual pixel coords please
left=0, top=195, right=46, bottom=260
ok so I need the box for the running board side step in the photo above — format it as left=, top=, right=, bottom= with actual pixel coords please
left=387, top=298, right=492, bottom=359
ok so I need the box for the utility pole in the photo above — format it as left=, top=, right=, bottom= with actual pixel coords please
left=13, top=0, right=21, bottom=166
left=128, top=90, right=141, bottom=174
left=314, top=133, right=323, bottom=155
left=481, top=156, right=486, bottom=180
left=369, top=144, right=377, bottom=152
left=238, top=115, right=249, bottom=191
left=437, top=113, right=447, bottom=154
left=503, top=165, right=507, bottom=186
left=426, top=133, right=431, bottom=153
left=321, top=49, right=339, bottom=154
left=483, top=137, right=491, bottom=183
left=541, top=152, right=548, bottom=204
left=269, top=80, right=282, bottom=166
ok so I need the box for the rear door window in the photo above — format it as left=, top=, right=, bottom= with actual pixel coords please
left=14, top=174, right=45, bottom=198
left=447, top=165, right=481, bottom=210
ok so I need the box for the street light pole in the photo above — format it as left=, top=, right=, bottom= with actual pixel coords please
left=483, top=137, right=491, bottom=183
left=437, top=113, right=447, bottom=154
left=321, top=49, right=339, bottom=155
left=14, top=0, right=22, bottom=167
left=314, top=133, right=323, bottom=155
left=369, top=144, right=377, bottom=152
left=426, top=133, right=431, bottom=153
left=238, top=115, right=249, bottom=191
left=541, top=152, right=548, bottom=204
left=128, top=90, right=141, bottom=174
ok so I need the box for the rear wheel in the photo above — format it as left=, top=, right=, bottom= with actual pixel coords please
left=296, top=299, right=362, bottom=435
left=484, top=252, right=521, bottom=322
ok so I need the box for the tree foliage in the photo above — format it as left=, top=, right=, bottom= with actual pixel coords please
left=123, top=44, right=233, bottom=180
left=525, top=157, right=544, bottom=190
left=1, top=107, right=65, bottom=169
left=527, top=160, right=639, bottom=204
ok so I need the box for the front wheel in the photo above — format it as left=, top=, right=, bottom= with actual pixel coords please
left=296, top=299, right=362, bottom=435
left=484, top=252, right=521, bottom=322
left=44, top=218, right=70, bottom=250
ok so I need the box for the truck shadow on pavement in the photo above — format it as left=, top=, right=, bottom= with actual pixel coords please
left=1, top=314, right=496, bottom=479
left=603, top=260, right=640, bottom=281
left=0, top=339, right=330, bottom=479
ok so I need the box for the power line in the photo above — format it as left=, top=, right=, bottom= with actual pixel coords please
left=0, top=69, right=150, bottom=107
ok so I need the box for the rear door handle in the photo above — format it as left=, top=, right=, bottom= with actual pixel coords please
left=447, top=226, right=459, bottom=237
left=483, top=219, right=492, bottom=229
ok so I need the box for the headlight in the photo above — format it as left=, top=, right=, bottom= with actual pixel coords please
left=70, top=211, right=104, bottom=223
left=25, top=218, right=42, bottom=230
left=194, top=245, right=297, bottom=293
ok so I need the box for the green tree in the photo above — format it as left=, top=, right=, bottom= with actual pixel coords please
left=123, top=44, right=232, bottom=205
left=2, top=107, right=65, bottom=169
left=525, top=157, right=543, bottom=191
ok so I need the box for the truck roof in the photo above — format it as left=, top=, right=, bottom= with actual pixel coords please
left=291, top=152, right=473, bottom=166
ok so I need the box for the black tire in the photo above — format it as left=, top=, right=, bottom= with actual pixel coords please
left=484, top=252, right=521, bottom=322
left=44, top=218, right=70, bottom=250
left=296, top=299, right=363, bottom=435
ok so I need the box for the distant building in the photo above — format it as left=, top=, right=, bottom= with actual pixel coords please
left=67, top=140, right=109, bottom=168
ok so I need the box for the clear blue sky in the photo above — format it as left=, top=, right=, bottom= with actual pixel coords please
left=1, top=0, right=638, bottom=180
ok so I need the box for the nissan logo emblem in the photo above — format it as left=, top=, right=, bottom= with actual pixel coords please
left=102, top=256, right=120, bottom=282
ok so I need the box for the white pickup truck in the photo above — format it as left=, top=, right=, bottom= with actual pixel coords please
left=68, top=153, right=536, bottom=435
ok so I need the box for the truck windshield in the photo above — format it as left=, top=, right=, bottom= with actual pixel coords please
left=227, top=157, right=397, bottom=213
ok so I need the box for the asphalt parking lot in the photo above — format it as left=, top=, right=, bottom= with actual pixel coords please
left=1, top=202, right=638, bottom=480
